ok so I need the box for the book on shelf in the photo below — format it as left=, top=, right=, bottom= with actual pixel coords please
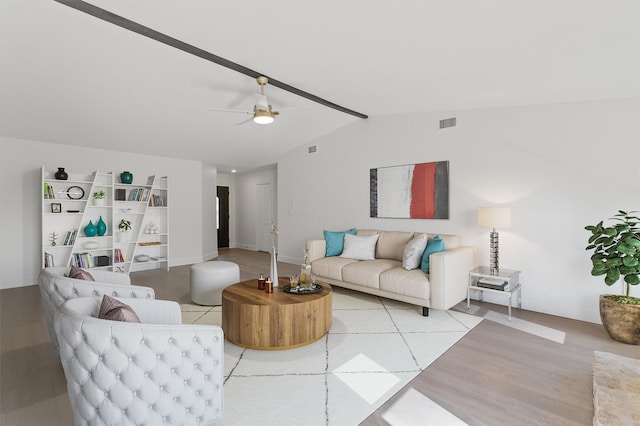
left=44, top=183, right=55, bottom=199
left=114, top=248, right=125, bottom=263
left=149, top=194, right=166, bottom=207
left=44, top=252, right=54, bottom=267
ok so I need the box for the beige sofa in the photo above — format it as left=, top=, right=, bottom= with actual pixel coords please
left=306, top=229, right=475, bottom=316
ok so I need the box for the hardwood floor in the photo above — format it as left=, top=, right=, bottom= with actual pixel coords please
left=362, top=302, right=639, bottom=426
left=1, top=249, right=637, bottom=425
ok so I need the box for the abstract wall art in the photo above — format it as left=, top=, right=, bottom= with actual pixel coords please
left=370, top=160, right=449, bottom=219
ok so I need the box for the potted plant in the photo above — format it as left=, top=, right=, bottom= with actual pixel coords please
left=585, top=210, right=640, bottom=345
left=117, top=218, right=132, bottom=242
left=92, top=190, right=106, bottom=206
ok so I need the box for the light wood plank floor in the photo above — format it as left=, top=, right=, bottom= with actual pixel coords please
left=1, top=249, right=637, bottom=425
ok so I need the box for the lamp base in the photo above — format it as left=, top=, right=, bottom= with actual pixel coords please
left=489, top=230, right=499, bottom=275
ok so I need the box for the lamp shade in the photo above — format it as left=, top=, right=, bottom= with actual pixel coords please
left=478, top=207, right=511, bottom=229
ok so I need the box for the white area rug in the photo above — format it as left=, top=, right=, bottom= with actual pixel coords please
left=593, top=351, right=640, bottom=426
left=181, top=287, right=482, bottom=426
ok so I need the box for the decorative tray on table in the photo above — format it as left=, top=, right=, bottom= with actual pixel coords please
left=283, top=284, right=323, bottom=294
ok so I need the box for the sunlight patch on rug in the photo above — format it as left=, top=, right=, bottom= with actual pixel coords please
left=333, top=353, right=401, bottom=404
left=382, top=388, right=468, bottom=425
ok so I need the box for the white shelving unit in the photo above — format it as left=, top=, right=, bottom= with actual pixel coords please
left=41, top=167, right=169, bottom=274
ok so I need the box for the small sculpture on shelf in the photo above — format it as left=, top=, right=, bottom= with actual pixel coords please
left=144, top=222, right=159, bottom=234
left=49, top=231, right=59, bottom=246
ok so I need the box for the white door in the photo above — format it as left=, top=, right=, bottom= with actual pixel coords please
left=256, top=183, right=272, bottom=252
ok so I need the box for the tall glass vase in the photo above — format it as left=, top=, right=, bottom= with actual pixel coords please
left=270, top=246, right=279, bottom=287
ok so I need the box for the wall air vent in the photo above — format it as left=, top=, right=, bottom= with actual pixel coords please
left=439, top=117, right=457, bottom=129
left=308, top=145, right=317, bottom=154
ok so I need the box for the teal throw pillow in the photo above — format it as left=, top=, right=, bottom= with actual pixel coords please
left=324, top=228, right=357, bottom=257
left=421, top=236, right=445, bottom=274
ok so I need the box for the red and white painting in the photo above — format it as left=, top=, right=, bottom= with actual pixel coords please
left=370, top=161, right=449, bottom=219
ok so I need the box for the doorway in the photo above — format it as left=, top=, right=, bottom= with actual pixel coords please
left=217, top=186, right=230, bottom=248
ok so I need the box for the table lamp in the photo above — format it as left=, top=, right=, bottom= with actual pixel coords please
left=478, top=207, right=511, bottom=275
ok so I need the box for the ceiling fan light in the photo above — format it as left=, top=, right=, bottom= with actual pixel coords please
left=253, top=109, right=274, bottom=125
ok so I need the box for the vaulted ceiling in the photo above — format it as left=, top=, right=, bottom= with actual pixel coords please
left=1, top=0, right=638, bottom=172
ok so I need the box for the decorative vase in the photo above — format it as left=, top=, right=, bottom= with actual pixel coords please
left=120, top=171, right=133, bottom=184
left=84, top=220, right=98, bottom=237
left=54, top=167, right=68, bottom=180
left=270, top=246, right=279, bottom=287
left=97, top=216, right=107, bottom=237
left=93, top=198, right=106, bottom=206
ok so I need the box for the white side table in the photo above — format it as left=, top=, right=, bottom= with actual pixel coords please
left=467, top=266, right=522, bottom=320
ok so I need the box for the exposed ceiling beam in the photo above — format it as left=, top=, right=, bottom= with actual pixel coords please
left=53, top=0, right=368, bottom=120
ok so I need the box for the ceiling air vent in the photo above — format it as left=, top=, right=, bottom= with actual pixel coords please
left=308, top=145, right=317, bottom=154
left=439, top=117, right=457, bottom=129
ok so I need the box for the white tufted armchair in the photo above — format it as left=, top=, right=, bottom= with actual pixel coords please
left=55, top=296, right=224, bottom=426
left=38, top=267, right=155, bottom=355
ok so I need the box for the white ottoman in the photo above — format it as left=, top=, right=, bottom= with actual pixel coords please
left=190, top=261, right=240, bottom=305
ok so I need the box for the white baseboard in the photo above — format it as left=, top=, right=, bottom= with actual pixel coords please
left=235, top=244, right=256, bottom=251
left=277, top=255, right=299, bottom=265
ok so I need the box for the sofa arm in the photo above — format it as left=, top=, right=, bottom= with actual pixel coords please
left=306, top=239, right=326, bottom=262
left=429, top=246, right=475, bottom=310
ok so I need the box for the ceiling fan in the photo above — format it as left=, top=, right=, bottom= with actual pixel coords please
left=211, top=76, right=280, bottom=125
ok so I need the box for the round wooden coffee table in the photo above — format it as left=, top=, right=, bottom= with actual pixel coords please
left=222, top=278, right=332, bottom=350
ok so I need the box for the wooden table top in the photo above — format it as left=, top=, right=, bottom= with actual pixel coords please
left=222, top=278, right=332, bottom=306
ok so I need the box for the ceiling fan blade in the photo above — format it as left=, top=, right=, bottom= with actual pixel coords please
left=254, top=94, right=269, bottom=110
left=236, top=117, right=254, bottom=126
left=209, top=108, right=253, bottom=115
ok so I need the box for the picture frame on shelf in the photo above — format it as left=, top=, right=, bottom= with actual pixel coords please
left=51, top=203, right=62, bottom=213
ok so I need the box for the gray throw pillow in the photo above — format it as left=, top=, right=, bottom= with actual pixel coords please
left=98, top=295, right=141, bottom=323
left=68, top=266, right=95, bottom=281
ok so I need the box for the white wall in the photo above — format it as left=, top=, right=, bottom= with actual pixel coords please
left=217, top=173, right=237, bottom=248
left=0, top=137, right=208, bottom=289
left=234, top=167, right=277, bottom=251
left=277, top=98, right=640, bottom=323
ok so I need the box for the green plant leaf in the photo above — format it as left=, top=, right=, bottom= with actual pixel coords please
left=623, top=256, right=639, bottom=267
left=603, top=228, right=618, bottom=237
left=625, top=275, right=640, bottom=285
left=605, top=269, right=620, bottom=285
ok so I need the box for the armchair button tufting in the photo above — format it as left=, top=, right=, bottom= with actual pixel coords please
left=213, top=360, right=219, bottom=366
left=146, top=294, right=151, bottom=298
left=214, top=384, right=220, bottom=390
left=159, top=386, right=164, bottom=391
left=144, top=373, right=149, bottom=377
left=112, top=292, right=117, bottom=296
left=133, top=391, right=137, bottom=396
left=173, top=397, right=178, bottom=402
left=194, top=364, right=199, bottom=369
left=204, top=375, right=209, bottom=380
left=182, top=352, right=186, bottom=357
left=156, top=354, right=161, bottom=360
left=184, top=380, right=188, bottom=385
left=93, top=291, right=98, bottom=296
left=195, top=390, right=200, bottom=395
left=72, top=288, right=78, bottom=294
left=116, top=374, right=120, bottom=379
left=213, top=336, right=219, bottom=341
left=193, top=337, right=198, bottom=342
left=99, top=356, right=103, bottom=362
left=140, top=339, right=145, bottom=344
left=168, top=338, right=173, bottom=343
left=128, top=357, right=132, bottom=362
left=171, top=368, right=175, bottom=373
left=130, top=292, right=136, bottom=297
left=111, top=338, right=116, bottom=343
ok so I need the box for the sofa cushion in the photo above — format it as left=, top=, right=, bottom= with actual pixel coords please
left=342, top=259, right=400, bottom=289
left=403, top=233, right=428, bottom=270
left=421, top=235, right=446, bottom=274
left=340, top=233, right=379, bottom=261
left=380, top=268, right=430, bottom=300
left=323, top=228, right=357, bottom=257
left=68, top=266, right=95, bottom=281
left=376, top=231, right=415, bottom=261
left=98, top=295, right=141, bottom=323
left=311, top=257, right=359, bottom=281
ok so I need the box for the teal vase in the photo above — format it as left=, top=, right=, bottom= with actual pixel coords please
left=84, top=220, right=98, bottom=237
left=120, top=171, right=133, bottom=184
left=97, top=216, right=107, bottom=236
